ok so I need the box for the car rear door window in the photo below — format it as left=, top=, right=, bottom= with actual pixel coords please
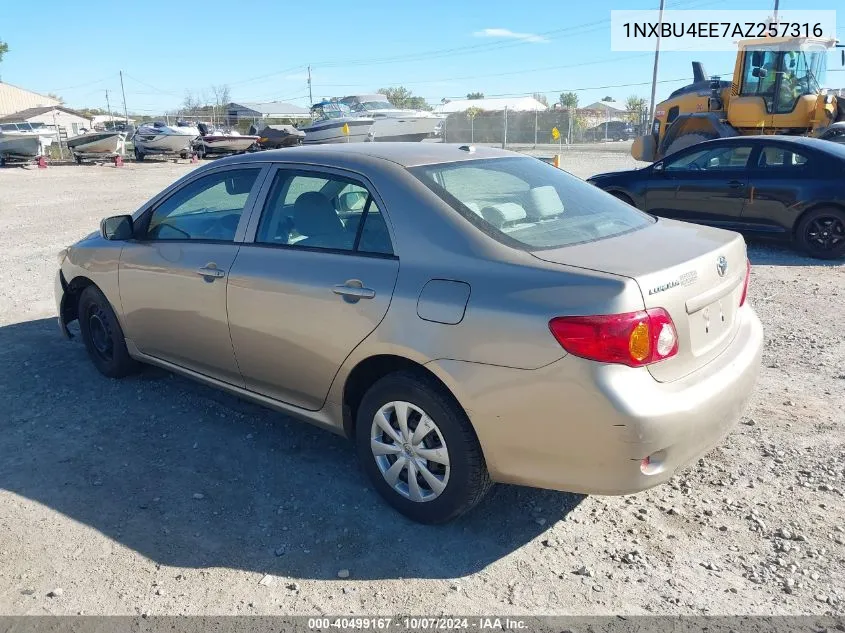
left=255, top=171, right=393, bottom=255
left=757, top=146, right=810, bottom=169
left=145, top=168, right=261, bottom=241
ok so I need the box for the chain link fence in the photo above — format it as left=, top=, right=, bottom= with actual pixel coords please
left=439, top=109, right=648, bottom=148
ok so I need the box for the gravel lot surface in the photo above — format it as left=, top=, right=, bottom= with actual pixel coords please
left=0, top=150, right=842, bottom=616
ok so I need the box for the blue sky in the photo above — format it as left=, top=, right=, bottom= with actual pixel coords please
left=0, top=0, right=842, bottom=115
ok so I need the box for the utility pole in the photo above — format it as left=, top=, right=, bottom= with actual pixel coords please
left=648, top=0, right=666, bottom=127
left=307, top=66, right=313, bottom=106
left=119, top=71, right=129, bottom=125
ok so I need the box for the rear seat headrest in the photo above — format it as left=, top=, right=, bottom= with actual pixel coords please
left=481, top=202, right=526, bottom=228
left=529, top=185, right=565, bottom=218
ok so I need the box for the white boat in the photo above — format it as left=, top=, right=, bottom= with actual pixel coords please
left=301, top=102, right=374, bottom=144
left=339, top=94, right=442, bottom=142
left=194, top=122, right=259, bottom=157
left=132, top=121, right=199, bottom=160
left=66, top=130, right=126, bottom=160
left=0, top=122, right=57, bottom=159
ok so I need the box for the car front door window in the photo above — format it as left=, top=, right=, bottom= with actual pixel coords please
left=665, top=145, right=753, bottom=172
left=146, top=169, right=261, bottom=241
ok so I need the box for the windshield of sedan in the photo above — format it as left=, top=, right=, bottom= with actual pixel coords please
left=409, top=157, right=653, bottom=250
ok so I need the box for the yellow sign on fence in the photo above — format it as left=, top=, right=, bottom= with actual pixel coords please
left=551, top=127, right=560, bottom=140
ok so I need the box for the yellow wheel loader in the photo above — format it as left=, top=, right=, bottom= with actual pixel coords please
left=632, top=37, right=845, bottom=162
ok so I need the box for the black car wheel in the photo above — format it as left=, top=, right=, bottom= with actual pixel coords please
left=355, top=370, right=493, bottom=523
left=78, top=286, right=139, bottom=378
left=796, top=207, right=845, bottom=260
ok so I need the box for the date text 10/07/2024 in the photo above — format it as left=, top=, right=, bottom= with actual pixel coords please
left=307, top=617, right=528, bottom=630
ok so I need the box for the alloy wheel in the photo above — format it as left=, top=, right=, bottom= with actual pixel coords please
left=370, top=401, right=450, bottom=502
left=805, top=216, right=845, bottom=252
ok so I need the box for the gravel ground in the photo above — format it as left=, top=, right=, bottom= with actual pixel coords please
left=0, top=150, right=842, bottom=617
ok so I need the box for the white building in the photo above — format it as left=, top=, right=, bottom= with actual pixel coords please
left=91, top=114, right=135, bottom=129
left=433, top=96, right=548, bottom=114
left=0, top=106, right=92, bottom=137
left=227, top=101, right=311, bottom=122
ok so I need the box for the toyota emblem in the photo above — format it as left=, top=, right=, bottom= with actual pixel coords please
left=716, top=255, right=728, bottom=277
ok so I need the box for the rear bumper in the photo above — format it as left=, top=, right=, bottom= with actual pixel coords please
left=429, top=304, right=763, bottom=495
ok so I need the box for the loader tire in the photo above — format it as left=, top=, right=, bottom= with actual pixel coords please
left=664, top=132, right=717, bottom=157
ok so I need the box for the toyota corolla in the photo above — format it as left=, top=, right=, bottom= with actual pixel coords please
left=55, top=143, right=763, bottom=523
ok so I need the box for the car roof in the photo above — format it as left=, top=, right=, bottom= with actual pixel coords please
left=695, top=134, right=845, bottom=159
left=213, top=142, right=520, bottom=169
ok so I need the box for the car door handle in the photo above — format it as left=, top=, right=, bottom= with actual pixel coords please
left=333, top=282, right=375, bottom=300
left=196, top=266, right=226, bottom=279
left=727, top=180, right=745, bottom=188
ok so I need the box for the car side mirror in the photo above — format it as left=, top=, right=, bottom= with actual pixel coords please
left=751, top=67, right=768, bottom=79
left=101, top=215, right=134, bottom=241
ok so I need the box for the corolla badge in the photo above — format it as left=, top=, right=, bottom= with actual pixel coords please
left=716, top=255, right=728, bottom=278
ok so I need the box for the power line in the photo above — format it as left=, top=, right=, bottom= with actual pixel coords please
left=227, top=65, right=307, bottom=87
left=122, top=73, right=181, bottom=97
left=313, top=52, right=656, bottom=88
left=309, top=0, right=724, bottom=69
left=443, top=74, right=720, bottom=100
left=47, top=74, right=117, bottom=92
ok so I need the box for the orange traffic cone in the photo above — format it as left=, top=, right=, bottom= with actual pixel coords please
left=552, top=154, right=561, bottom=169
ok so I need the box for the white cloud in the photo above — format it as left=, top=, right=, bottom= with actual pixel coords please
left=472, top=28, right=548, bottom=43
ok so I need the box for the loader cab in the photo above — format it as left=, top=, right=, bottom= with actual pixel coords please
left=738, top=48, right=826, bottom=113
left=730, top=39, right=831, bottom=131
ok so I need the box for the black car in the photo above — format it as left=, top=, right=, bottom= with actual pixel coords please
left=584, top=120, right=634, bottom=142
left=587, top=136, right=845, bottom=259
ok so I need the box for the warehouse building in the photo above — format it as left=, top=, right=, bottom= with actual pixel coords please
left=0, top=81, right=61, bottom=117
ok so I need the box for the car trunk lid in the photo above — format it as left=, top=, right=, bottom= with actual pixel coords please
left=531, top=218, right=748, bottom=382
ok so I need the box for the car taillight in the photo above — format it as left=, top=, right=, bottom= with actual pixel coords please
left=739, top=259, right=751, bottom=307
left=549, top=308, right=678, bottom=367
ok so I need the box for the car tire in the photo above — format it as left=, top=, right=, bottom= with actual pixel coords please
left=664, top=132, right=717, bottom=157
left=134, top=148, right=145, bottom=161
left=78, top=286, right=139, bottom=378
left=795, top=207, right=845, bottom=260
left=355, top=371, right=493, bottom=524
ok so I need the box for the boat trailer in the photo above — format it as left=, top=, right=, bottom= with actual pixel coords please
left=0, top=153, right=48, bottom=168
left=72, top=151, right=125, bottom=167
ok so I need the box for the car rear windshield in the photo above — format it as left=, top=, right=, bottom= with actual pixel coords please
left=409, top=157, right=653, bottom=250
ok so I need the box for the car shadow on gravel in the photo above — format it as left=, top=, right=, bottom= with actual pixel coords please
left=0, top=317, right=584, bottom=581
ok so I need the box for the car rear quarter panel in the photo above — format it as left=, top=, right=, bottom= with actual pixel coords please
left=326, top=162, right=648, bottom=403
